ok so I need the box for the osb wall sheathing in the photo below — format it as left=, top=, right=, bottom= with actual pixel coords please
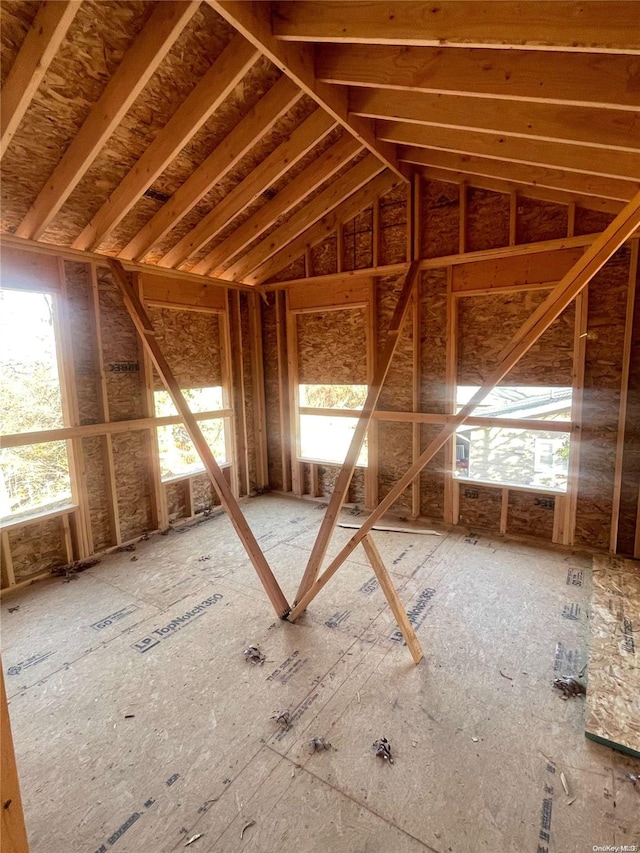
left=7, top=517, right=66, bottom=582
left=191, top=473, right=218, bottom=512
left=575, top=248, right=631, bottom=551
left=317, top=465, right=365, bottom=505
left=310, top=233, right=337, bottom=277
left=458, top=483, right=502, bottom=532
left=507, top=491, right=555, bottom=541
left=466, top=188, right=510, bottom=252
left=377, top=274, right=413, bottom=511
left=379, top=185, right=408, bottom=266
left=297, top=309, right=367, bottom=386
left=516, top=197, right=569, bottom=244
left=421, top=180, right=459, bottom=259
left=94, top=266, right=153, bottom=540
left=166, top=480, right=188, bottom=523
left=147, top=308, right=222, bottom=391
left=458, top=290, right=575, bottom=386
left=257, top=179, right=635, bottom=553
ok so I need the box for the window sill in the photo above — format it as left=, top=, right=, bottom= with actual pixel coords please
left=1, top=503, right=77, bottom=531
left=161, top=465, right=230, bottom=485
left=298, top=456, right=368, bottom=469
left=454, top=476, right=566, bottom=495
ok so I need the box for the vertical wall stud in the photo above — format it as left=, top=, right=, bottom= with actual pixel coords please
left=443, top=268, right=457, bottom=524
left=275, top=290, right=292, bottom=492
left=135, top=273, right=168, bottom=531
left=91, top=262, right=122, bottom=544
left=248, top=292, right=269, bottom=488
left=610, top=239, right=638, bottom=552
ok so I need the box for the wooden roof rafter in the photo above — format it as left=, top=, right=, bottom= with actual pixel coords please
left=14, top=0, right=200, bottom=241
left=315, top=44, right=640, bottom=111
left=193, top=133, right=364, bottom=277
left=221, top=152, right=385, bottom=283
left=348, top=89, right=640, bottom=154
left=73, top=32, right=261, bottom=252
left=206, top=0, right=407, bottom=183
left=119, top=75, right=304, bottom=262
left=158, top=108, right=338, bottom=270
left=0, top=0, right=81, bottom=161
left=251, top=169, right=400, bottom=286
left=378, top=122, right=640, bottom=183
left=271, top=1, right=640, bottom=54
left=400, top=147, right=640, bottom=204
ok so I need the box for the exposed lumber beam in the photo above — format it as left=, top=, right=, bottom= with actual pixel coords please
left=1, top=666, right=29, bottom=851
left=362, top=534, right=423, bottom=664
left=295, top=260, right=420, bottom=602
left=1, top=409, right=233, bottom=450
left=272, top=2, right=640, bottom=54
left=412, top=165, right=626, bottom=216
left=158, top=109, right=335, bottom=268
left=226, top=153, right=384, bottom=284
left=610, top=239, right=639, bottom=552
left=195, top=134, right=363, bottom=276
left=107, top=260, right=290, bottom=617
left=0, top=233, right=255, bottom=292
left=14, top=1, right=199, bottom=240
left=400, top=147, right=639, bottom=203
left=379, top=122, right=640, bottom=182
left=289, top=187, right=640, bottom=621
left=350, top=88, right=640, bottom=153
left=249, top=170, right=399, bottom=285
left=316, top=45, right=640, bottom=111
left=206, top=0, right=405, bottom=181
left=159, top=109, right=336, bottom=269
left=0, top=0, right=81, bottom=160
left=73, top=34, right=260, bottom=252
left=119, top=76, right=303, bottom=262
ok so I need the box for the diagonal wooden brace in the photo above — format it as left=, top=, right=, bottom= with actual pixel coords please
left=289, top=188, right=640, bottom=622
left=295, top=259, right=421, bottom=603
left=362, top=534, right=423, bottom=664
left=108, top=260, right=290, bottom=618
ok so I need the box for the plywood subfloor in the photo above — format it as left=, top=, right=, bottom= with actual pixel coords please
left=585, top=555, right=640, bottom=758
left=1, top=495, right=639, bottom=852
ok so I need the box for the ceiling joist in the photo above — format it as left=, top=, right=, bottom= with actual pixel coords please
left=0, top=0, right=81, bottom=160
left=15, top=0, right=200, bottom=241
left=271, top=1, right=640, bottom=54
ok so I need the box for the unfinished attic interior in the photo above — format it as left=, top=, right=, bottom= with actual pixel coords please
left=1, top=0, right=640, bottom=850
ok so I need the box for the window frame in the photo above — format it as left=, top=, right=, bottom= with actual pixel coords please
left=0, top=286, right=77, bottom=522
